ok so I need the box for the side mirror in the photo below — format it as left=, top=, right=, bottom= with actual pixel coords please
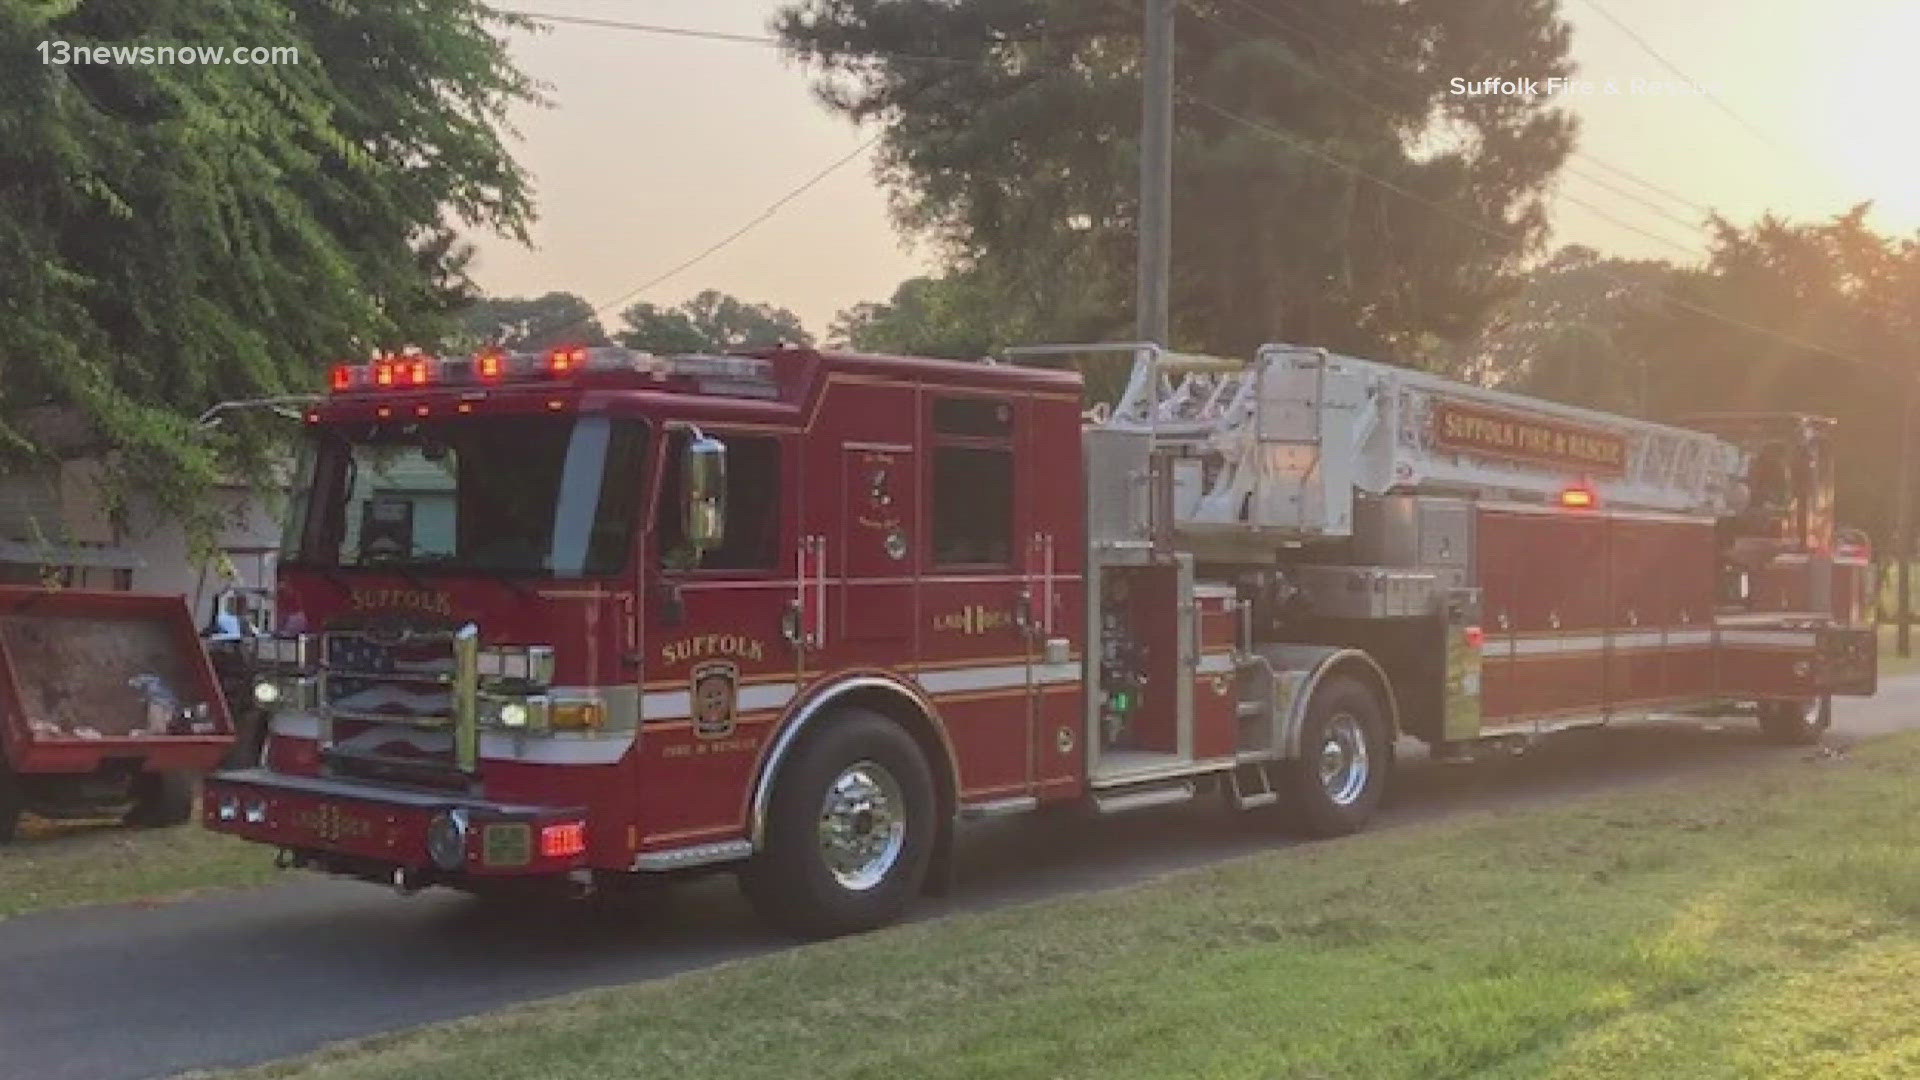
left=683, top=429, right=728, bottom=554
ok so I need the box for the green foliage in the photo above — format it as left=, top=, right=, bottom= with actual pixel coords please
left=0, top=0, right=537, bottom=537
left=1428, top=245, right=1675, bottom=415
left=452, top=292, right=610, bottom=352
left=619, top=289, right=812, bottom=353
left=828, top=272, right=999, bottom=358
left=1427, top=211, right=1919, bottom=544
left=776, top=0, right=1575, bottom=361
left=1639, top=207, right=1920, bottom=543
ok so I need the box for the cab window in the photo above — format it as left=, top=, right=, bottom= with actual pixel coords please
left=930, top=397, right=1015, bottom=567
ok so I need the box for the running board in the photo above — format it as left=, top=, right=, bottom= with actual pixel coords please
left=960, top=795, right=1039, bottom=820
left=1092, top=782, right=1194, bottom=815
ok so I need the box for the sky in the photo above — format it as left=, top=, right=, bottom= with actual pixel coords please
left=465, top=0, right=1920, bottom=338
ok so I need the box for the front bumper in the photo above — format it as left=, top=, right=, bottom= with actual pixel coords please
left=202, top=769, right=588, bottom=878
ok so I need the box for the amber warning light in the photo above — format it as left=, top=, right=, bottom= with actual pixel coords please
left=1559, top=486, right=1597, bottom=509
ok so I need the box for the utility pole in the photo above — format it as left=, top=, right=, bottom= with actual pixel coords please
left=1897, top=376, right=1915, bottom=656
left=1136, top=0, right=1174, bottom=345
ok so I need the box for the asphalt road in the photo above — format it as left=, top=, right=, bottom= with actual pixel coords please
left=4, top=677, right=1916, bottom=1080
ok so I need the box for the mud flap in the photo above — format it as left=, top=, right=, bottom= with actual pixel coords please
left=1817, top=626, right=1876, bottom=696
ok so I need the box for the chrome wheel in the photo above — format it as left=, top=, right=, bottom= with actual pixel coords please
left=817, top=759, right=907, bottom=892
left=1317, top=712, right=1371, bottom=807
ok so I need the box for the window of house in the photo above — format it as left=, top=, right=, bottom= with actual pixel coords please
left=656, top=432, right=781, bottom=571
left=930, top=397, right=1014, bottom=567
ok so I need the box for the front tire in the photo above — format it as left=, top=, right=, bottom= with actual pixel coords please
left=741, top=709, right=936, bottom=938
left=123, top=771, right=193, bottom=828
left=1276, top=675, right=1391, bottom=837
left=1758, top=696, right=1830, bottom=746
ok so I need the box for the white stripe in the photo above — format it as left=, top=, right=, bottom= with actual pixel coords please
left=1667, top=629, right=1715, bottom=647
left=1721, top=630, right=1817, bottom=648
left=1607, top=631, right=1666, bottom=651
left=642, top=681, right=798, bottom=721
left=1196, top=652, right=1236, bottom=675
left=917, top=664, right=1030, bottom=695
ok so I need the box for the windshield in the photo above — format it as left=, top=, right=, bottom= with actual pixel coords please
left=286, top=415, right=645, bottom=578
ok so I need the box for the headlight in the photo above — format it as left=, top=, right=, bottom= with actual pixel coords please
left=480, top=693, right=548, bottom=732
left=244, top=799, right=268, bottom=824
left=249, top=676, right=317, bottom=711
left=216, top=795, right=240, bottom=822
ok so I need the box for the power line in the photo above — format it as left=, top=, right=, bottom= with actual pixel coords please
left=1188, top=94, right=1887, bottom=374
left=509, top=6, right=1883, bottom=375
left=1205, top=0, right=1716, bottom=220
left=499, top=9, right=985, bottom=68
left=1573, top=0, right=1817, bottom=171
left=583, top=132, right=882, bottom=323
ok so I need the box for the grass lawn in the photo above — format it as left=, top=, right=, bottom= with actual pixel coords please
left=206, top=734, right=1920, bottom=1080
left=1879, top=622, right=1920, bottom=678
left=0, top=814, right=275, bottom=920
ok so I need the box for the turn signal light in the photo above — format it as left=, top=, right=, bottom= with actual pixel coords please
left=1559, top=486, right=1596, bottom=509
left=540, top=821, right=587, bottom=859
left=549, top=700, right=605, bottom=730
left=546, top=345, right=587, bottom=375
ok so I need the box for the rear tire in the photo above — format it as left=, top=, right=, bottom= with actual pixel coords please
left=1276, top=675, right=1391, bottom=837
left=741, top=709, right=936, bottom=938
left=123, top=771, right=194, bottom=828
left=1757, top=696, right=1830, bottom=746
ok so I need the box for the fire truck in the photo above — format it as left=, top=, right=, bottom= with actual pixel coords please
left=204, top=340, right=1877, bottom=936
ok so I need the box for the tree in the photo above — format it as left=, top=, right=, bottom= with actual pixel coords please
left=0, top=1, right=536, bottom=534
left=777, top=0, right=1575, bottom=362
left=1631, top=207, right=1920, bottom=543
left=453, top=293, right=611, bottom=352
left=1428, top=245, right=1675, bottom=415
left=619, top=290, right=812, bottom=353
left=829, top=272, right=998, bottom=358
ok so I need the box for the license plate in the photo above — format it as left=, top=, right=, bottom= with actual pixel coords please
left=483, top=822, right=532, bottom=867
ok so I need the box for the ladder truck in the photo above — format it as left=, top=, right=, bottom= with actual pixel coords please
left=203, top=340, right=1877, bottom=936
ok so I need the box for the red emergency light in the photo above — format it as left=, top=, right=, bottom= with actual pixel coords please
left=546, top=345, right=588, bottom=375
left=539, top=820, right=587, bottom=859
left=321, top=345, right=775, bottom=400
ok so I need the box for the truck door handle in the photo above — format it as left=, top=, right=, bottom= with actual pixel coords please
left=780, top=600, right=804, bottom=647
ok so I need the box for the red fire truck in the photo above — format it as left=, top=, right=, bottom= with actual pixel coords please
left=204, top=341, right=1876, bottom=936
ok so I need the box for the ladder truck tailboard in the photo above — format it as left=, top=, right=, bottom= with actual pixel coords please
left=203, top=341, right=1877, bottom=934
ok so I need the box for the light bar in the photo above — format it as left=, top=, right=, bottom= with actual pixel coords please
left=322, top=346, right=779, bottom=399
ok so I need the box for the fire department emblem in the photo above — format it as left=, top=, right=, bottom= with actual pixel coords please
left=691, top=660, right=739, bottom=740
